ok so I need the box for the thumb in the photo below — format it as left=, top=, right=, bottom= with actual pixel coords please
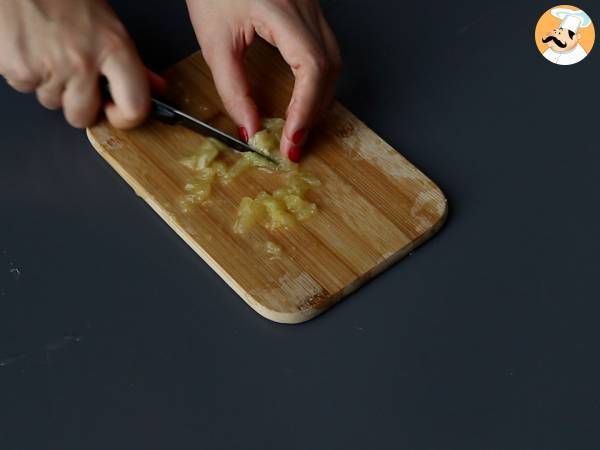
left=201, top=38, right=261, bottom=141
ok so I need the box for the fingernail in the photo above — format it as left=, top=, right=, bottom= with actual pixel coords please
left=288, top=146, right=302, bottom=163
left=292, top=128, right=306, bottom=145
left=238, top=126, right=249, bottom=143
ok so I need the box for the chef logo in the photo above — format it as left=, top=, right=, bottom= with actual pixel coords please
left=535, top=5, right=595, bottom=65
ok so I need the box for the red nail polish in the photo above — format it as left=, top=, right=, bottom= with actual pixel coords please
left=288, top=146, right=302, bottom=163
left=238, top=126, right=248, bottom=143
left=292, top=128, right=306, bottom=145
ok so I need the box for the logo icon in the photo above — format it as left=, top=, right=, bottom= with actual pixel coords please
left=535, top=5, right=595, bottom=65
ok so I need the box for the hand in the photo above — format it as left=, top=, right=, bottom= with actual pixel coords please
left=0, top=0, right=164, bottom=129
left=186, top=0, right=341, bottom=161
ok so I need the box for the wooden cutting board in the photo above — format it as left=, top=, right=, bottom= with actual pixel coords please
left=87, top=39, right=447, bottom=324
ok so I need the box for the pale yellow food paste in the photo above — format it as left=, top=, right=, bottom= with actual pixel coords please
left=178, top=118, right=320, bottom=234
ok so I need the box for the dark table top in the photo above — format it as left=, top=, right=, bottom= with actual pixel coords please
left=1, top=1, right=599, bottom=448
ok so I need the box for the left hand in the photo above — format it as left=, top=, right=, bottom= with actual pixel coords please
left=186, top=0, right=341, bottom=162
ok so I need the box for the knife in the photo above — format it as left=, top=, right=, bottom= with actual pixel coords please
left=151, top=98, right=276, bottom=163
left=101, top=80, right=276, bottom=163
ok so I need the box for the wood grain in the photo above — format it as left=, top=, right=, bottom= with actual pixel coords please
left=87, top=39, right=448, bottom=324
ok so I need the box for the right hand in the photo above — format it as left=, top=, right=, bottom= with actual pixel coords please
left=186, top=0, right=342, bottom=162
left=0, top=0, right=162, bottom=129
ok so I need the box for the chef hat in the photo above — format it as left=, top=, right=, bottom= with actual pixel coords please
left=561, top=15, right=582, bottom=33
left=551, top=8, right=592, bottom=33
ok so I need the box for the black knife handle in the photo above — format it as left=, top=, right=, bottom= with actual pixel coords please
left=151, top=99, right=179, bottom=125
left=99, top=77, right=179, bottom=126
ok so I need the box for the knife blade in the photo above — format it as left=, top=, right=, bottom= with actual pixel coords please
left=100, top=79, right=276, bottom=163
left=151, top=98, right=277, bottom=163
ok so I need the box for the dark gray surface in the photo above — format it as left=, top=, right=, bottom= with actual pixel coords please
left=1, top=0, right=599, bottom=448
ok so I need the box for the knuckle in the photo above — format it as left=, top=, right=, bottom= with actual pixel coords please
left=305, top=51, right=329, bottom=74
left=36, top=90, right=62, bottom=110
left=122, top=102, right=149, bottom=125
left=99, top=29, right=130, bottom=57
left=9, top=62, right=37, bottom=85
left=200, top=41, right=218, bottom=64
left=8, top=81, right=35, bottom=94
left=220, top=93, right=239, bottom=112
left=66, top=49, right=95, bottom=76
left=0, top=58, right=9, bottom=76
left=200, top=46, right=212, bottom=63
left=220, top=95, right=234, bottom=112
left=66, top=111, right=93, bottom=129
left=220, top=92, right=252, bottom=120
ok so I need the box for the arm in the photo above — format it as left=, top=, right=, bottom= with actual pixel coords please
left=186, top=0, right=341, bottom=161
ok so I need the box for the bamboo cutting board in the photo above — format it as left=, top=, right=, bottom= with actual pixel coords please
left=87, top=39, right=447, bottom=324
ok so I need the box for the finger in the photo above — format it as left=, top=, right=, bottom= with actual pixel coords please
left=62, top=73, right=102, bottom=128
left=2, top=58, right=41, bottom=93
left=4, top=76, right=38, bottom=94
left=100, top=45, right=151, bottom=129
left=36, top=77, right=66, bottom=110
left=201, top=33, right=261, bottom=140
left=147, top=69, right=168, bottom=96
left=3, top=67, right=41, bottom=94
left=254, top=11, right=330, bottom=161
left=297, top=11, right=339, bottom=121
left=317, top=14, right=342, bottom=117
left=296, top=1, right=328, bottom=40
left=293, top=9, right=341, bottom=121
